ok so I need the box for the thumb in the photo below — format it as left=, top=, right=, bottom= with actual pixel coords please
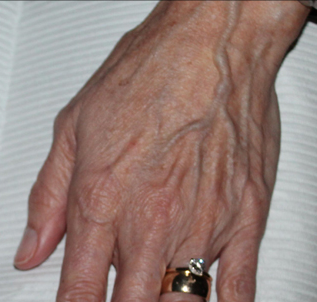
left=14, top=108, right=76, bottom=270
left=216, top=227, right=262, bottom=302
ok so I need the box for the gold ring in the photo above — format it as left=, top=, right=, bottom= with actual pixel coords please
left=161, top=259, right=212, bottom=301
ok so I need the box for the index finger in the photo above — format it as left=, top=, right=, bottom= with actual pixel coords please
left=56, top=170, right=118, bottom=302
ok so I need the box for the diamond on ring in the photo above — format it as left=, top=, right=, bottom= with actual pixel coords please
left=161, top=259, right=212, bottom=301
left=189, top=258, right=205, bottom=276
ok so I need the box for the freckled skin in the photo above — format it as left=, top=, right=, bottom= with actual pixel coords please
left=17, top=2, right=310, bottom=302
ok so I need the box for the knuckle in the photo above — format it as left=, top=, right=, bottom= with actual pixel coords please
left=114, top=29, right=137, bottom=52
left=72, top=171, right=121, bottom=227
left=122, top=25, right=142, bottom=40
left=243, top=179, right=270, bottom=217
left=53, top=106, right=76, bottom=158
left=219, top=268, right=256, bottom=301
left=53, top=106, right=70, bottom=133
left=139, top=188, right=182, bottom=228
left=121, top=28, right=135, bottom=40
left=57, top=279, right=104, bottom=302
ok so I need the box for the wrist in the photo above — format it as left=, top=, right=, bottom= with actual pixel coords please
left=235, top=1, right=310, bottom=46
left=163, top=1, right=309, bottom=41
left=159, top=1, right=310, bottom=74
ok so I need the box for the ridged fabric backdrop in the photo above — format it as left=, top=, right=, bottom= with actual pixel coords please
left=0, top=1, right=316, bottom=301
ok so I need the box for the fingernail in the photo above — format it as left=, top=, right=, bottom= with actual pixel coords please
left=14, top=226, right=38, bottom=265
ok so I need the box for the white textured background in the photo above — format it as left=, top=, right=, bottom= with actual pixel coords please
left=0, top=1, right=21, bottom=152
left=0, top=2, right=316, bottom=301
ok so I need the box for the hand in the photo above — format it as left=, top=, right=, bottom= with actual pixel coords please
left=13, top=1, right=309, bottom=302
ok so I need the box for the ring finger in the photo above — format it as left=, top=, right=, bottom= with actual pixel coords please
left=159, top=235, right=216, bottom=302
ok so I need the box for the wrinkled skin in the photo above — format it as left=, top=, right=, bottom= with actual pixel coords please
left=13, top=1, right=309, bottom=302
